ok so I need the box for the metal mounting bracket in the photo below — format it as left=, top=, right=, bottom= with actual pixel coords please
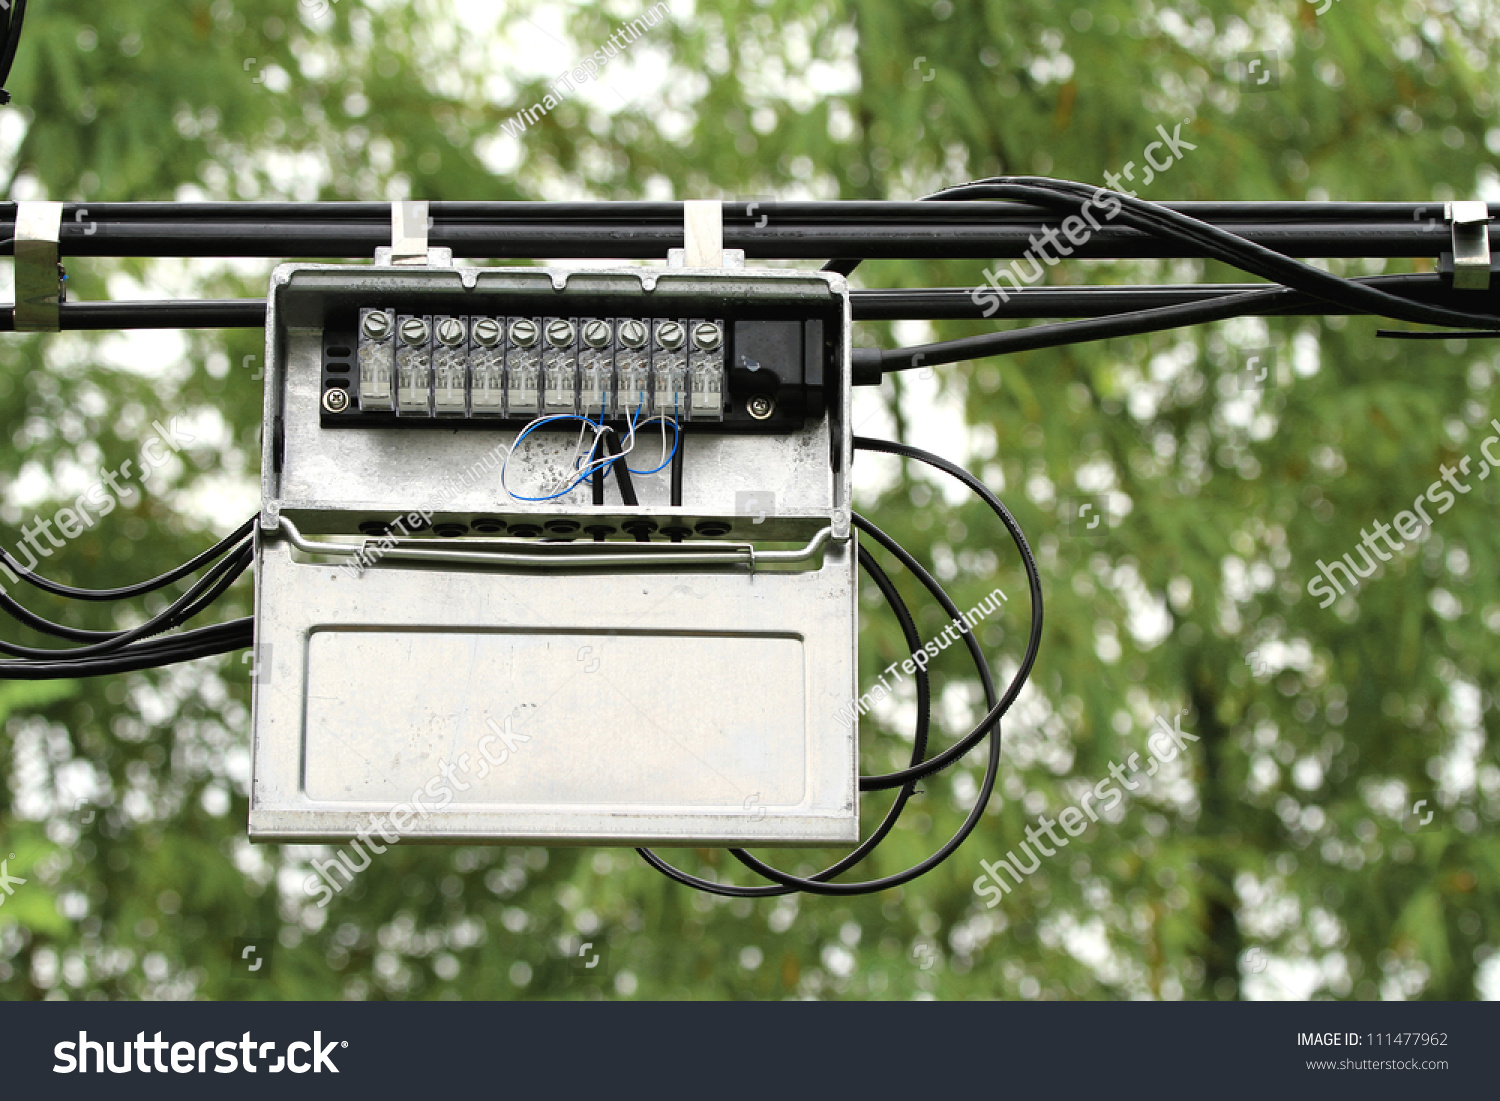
left=13, top=201, right=64, bottom=332
left=375, top=200, right=451, bottom=267
left=1447, top=201, right=1493, bottom=291
left=668, top=200, right=744, bottom=268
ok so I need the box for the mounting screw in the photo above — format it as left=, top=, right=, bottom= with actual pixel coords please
left=322, top=388, right=350, bottom=413
left=582, top=320, right=612, bottom=348
left=747, top=394, right=775, bottom=420
left=399, top=317, right=430, bottom=345
left=546, top=319, right=576, bottom=347
left=656, top=321, right=686, bottom=351
left=618, top=319, right=648, bottom=348
left=362, top=311, right=392, bottom=340
left=435, top=317, right=467, bottom=346
left=692, top=322, right=723, bottom=351
left=509, top=318, right=539, bottom=347
left=472, top=317, right=502, bottom=347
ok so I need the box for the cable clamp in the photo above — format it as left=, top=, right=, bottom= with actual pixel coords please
left=1447, top=201, right=1492, bottom=291
left=669, top=201, right=744, bottom=268
left=375, top=200, right=450, bottom=267
left=13, top=200, right=64, bottom=331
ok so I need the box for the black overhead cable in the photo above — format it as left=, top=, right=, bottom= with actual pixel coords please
left=6, top=275, right=1496, bottom=333
left=0, top=196, right=1489, bottom=260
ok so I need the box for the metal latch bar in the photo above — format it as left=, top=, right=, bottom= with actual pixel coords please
left=271, top=515, right=834, bottom=573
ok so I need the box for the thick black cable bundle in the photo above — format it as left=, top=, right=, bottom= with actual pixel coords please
left=636, top=438, right=1044, bottom=897
left=0, top=518, right=257, bottom=680
left=837, top=175, right=1500, bottom=377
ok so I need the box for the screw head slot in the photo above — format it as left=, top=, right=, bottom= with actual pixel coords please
left=509, top=319, right=540, bottom=348
left=747, top=394, right=775, bottom=420
left=617, top=320, right=648, bottom=349
left=362, top=311, right=392, bottom=340
left=399, top=317, right=430, bottom=345
left=435, top=317, right=467, bottom=346
left=582, top=320, right=612, bottom=348
left=692, top=322, right=723, bottom=351
left=322, top=388, right=351, bottom=413
left=546, top=319, right=577, bottom=347
left=656, top=321, right=686, bottom=351
left=471, top=318, right=502, bottom=347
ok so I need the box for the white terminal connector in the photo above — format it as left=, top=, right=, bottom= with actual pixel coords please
left=616, top=318, right=650, bottom=417
left=358, top=308, right=396, bottom=412
left=688, top=319, right=725, bottom=421
left=396, top=315, right=432, bottom=414
left=652, top=319, right=687, bottom=418
left=578, top=318, right=614, bottom=417
left=506, top=318, right=541, bottom=416
left=542, top=318, right=578, bottom=415
left=432, top=316, right=468, bottom=415
left=469, top=317, right=505, bottom=415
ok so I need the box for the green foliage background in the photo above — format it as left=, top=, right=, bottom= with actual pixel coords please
left=0, top=0, right=1497, bottom=1000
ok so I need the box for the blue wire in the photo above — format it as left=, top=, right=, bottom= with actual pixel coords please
left=505, top=414, right=612, bottom=502
left=627, top=415, right=681, bottom=476
left=504, top=411, right=679, bottom=500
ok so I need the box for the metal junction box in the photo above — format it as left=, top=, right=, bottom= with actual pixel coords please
left=249, top=262, right=859, bottom=847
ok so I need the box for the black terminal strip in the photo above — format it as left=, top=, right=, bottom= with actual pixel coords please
left=320, top=309, right=831, bottom=433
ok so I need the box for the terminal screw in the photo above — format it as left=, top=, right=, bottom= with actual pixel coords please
left=362, top=311, right=392, bottom=340
left=435, top=317, right=467, bottom=346
left=656, top=321, right=686, bottom=350
left=472, top=318, right=502, bottom=347
left=322, top=388, right=350, bottom=413
left=546, top=319, right=577, bottom=347
left=747, top=394, right=775, bottom=420
left=692, top=322, right=723, bottom=351
left=399, top=317, right=430, bottom=345
left=618, top=319, right=648, bottom=349
left=509, top=318, right=540, bottom=347
left=582, top=320, right=613, bottom=348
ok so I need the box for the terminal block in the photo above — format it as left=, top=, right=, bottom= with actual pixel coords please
left=321, top=279, right=827, bottom=432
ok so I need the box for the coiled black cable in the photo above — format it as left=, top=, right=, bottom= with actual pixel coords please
left=636, top=542, right=932, bottom=897
left=636, top=523, right=949, bottom=897
left=853, top=437, right=1043, bottom=790
left=637, top=437, right=1043, bottom=896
